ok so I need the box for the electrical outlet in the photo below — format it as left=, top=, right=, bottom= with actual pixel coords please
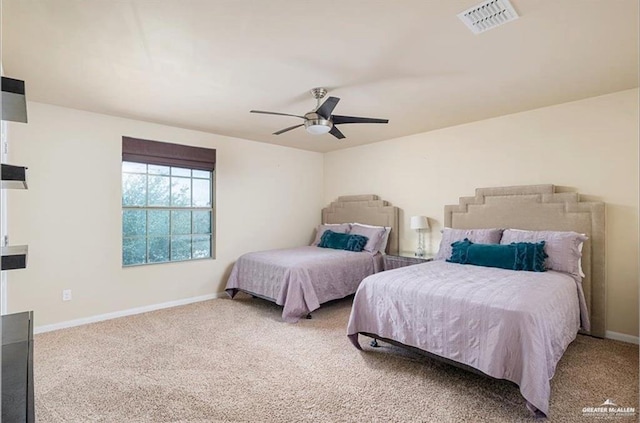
left=62, top=289, right=72, bottom=301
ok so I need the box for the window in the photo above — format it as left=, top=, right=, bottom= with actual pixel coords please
left=121, top=137, right=216, bottom=266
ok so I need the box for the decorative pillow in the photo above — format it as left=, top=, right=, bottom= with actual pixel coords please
left=435, top=228, right=504, bottom=261
left=318, top=230, right=368, bottom=252
left=448, top=239, right=547, bottom=272
left=500, top=229, right=588, bottom=278
left=349, top=223, right=387, bottom=254
left=312, top=223, right=351, bottom=246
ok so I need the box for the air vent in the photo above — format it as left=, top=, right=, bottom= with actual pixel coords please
left=457, top=0, right=519, bottom=34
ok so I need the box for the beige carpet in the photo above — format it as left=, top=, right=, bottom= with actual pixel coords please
left=34, top=295, right=638, bottom=422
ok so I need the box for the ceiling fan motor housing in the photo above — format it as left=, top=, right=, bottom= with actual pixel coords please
left=304, top=112, right=333, bottom=134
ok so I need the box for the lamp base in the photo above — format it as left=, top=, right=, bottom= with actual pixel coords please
left=415, top=247, right=425, bottom=258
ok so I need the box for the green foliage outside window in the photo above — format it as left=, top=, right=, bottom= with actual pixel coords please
left=122, top=161, right=213, bottom=266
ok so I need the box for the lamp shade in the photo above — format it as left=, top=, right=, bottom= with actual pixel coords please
left=410, top=216, right=429, bottom=230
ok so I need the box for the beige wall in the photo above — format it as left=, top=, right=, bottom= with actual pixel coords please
left=324, top=88, right=639, bottom=338
left=6, top=89, right=639, bottom=339
left=6, top=102, right=323, bottom=327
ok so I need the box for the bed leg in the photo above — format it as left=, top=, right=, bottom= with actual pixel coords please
left=370, top=339, right=379, bottom=348
left=306, top=313, right=312, bottom=319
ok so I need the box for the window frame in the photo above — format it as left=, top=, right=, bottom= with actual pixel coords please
left=121, top=137, right=216, bottom=267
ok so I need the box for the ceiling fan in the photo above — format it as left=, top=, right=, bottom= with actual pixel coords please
left=250, top=88, right=389, bottom=139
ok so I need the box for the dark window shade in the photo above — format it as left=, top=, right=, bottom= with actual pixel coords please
left=122, top=136, right=216, bottom=171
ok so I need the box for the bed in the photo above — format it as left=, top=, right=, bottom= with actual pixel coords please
left=346, top=185, right=605, bottom=417
left=226, top=195, right=399, bottom=322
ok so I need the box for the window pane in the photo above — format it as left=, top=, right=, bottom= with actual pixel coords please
left=192, top=179, right=211, bottom=207
left=123, top=237, right=146, bottom=265
left=171, top=167, right=191, bottom=177
left=193, top=211, right=211, bottom=234
left=192, top=235, right=211, bottom=259
left=122, top=173, right=147, bottom=206
left=171, top=236, right=192, bottom=261
left=148, top=236, right=170, bottom=263
left=122, top=162, right=146, bottom=173
left=192, top=170, right=210, bottom=179
left=171, top=210, right=191, bottom=235
left=171, top=177, right=191, bottom=206
left=122, top=158, right=214, bottom=266
left=148, top=210, right=170, bottom=235
left=123, top=210, right=146, bottom=236
left=148, top=165, right=170, bottom=175
left=148, top=175, right=170, bottom=206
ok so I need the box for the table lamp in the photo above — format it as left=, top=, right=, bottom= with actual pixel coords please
left=410, top=216, right=430, bottom=257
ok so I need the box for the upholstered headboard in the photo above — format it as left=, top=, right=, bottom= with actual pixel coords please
left=444, top=185, right=605, bottom=338
left=322, top=195, right=399, bottom=255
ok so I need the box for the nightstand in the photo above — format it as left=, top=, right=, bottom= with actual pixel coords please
left=383, top=251, right=434, bottom=270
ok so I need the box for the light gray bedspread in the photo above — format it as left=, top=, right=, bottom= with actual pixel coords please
left=347, top=260, right=583, bottom=417
left=226, top=246, right=382, bottom=322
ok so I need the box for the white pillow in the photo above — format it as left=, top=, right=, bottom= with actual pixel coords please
left=351, top=223, right=391, bottom=254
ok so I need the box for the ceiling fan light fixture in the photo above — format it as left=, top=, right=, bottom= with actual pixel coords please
left=304, top=117, right=332, bottom=135
left=251, top=88, right=388, bottom=139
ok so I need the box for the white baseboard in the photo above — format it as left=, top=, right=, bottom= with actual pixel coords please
left=605, top=330, right=639, bottom=345
left=34, top=292, right=226, bottom=335
left=33, top=296, right=640, bottom=345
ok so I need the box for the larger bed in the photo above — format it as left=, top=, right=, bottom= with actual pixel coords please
left=226, top=195, right=399, bottom=322
left=347, top=185, right=605, bottom=417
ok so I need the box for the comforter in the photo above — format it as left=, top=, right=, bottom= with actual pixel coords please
left=347, top=260, right=585, bottom=416
left=226, top=246, right=382, bottom=322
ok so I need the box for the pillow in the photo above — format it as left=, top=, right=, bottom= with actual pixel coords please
left=500, top=229, right=588, bottom=278
left=525, top=231, right=586, bottom=278
left=448, top=239, right=547, bottom=272
left=318, top=230, right=368, bottom=252
left=379, top=227, right=392, bottom=254
left=435, top=228, right=504, bottom=261
left=312, top=223, right=351, bottom=246
left=351, top=223, right=391, bottom=254
left=349, top=223, right=387, bottom=254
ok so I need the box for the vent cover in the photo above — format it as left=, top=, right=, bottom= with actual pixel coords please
left=457, top=0, right=519, bottom=34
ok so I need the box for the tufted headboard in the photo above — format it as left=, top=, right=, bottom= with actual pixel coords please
left=444, top=185, right=605, bottom=338
left=322, top=195, right=399, bottom=255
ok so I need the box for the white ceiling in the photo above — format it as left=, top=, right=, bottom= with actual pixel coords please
left=2, top=0, right=638, bottom=153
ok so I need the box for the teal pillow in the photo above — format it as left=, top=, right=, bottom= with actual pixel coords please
left=447, top=238, right=547, bottom=272
left=318, top=230, right=368, bottom=252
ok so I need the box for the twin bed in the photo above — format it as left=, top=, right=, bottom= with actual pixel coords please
left=226, top=185, right=605, bottom=418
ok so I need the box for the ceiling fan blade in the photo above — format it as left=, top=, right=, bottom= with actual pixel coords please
left=332, top=115, right=389, bottom=125
left=250, top=110, right=306, bottom=119
left=273, top=123, right=304, bottom=135
left=329, top=126, right=345, bottom=139
left=315, top=97, right=340, bottom=119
